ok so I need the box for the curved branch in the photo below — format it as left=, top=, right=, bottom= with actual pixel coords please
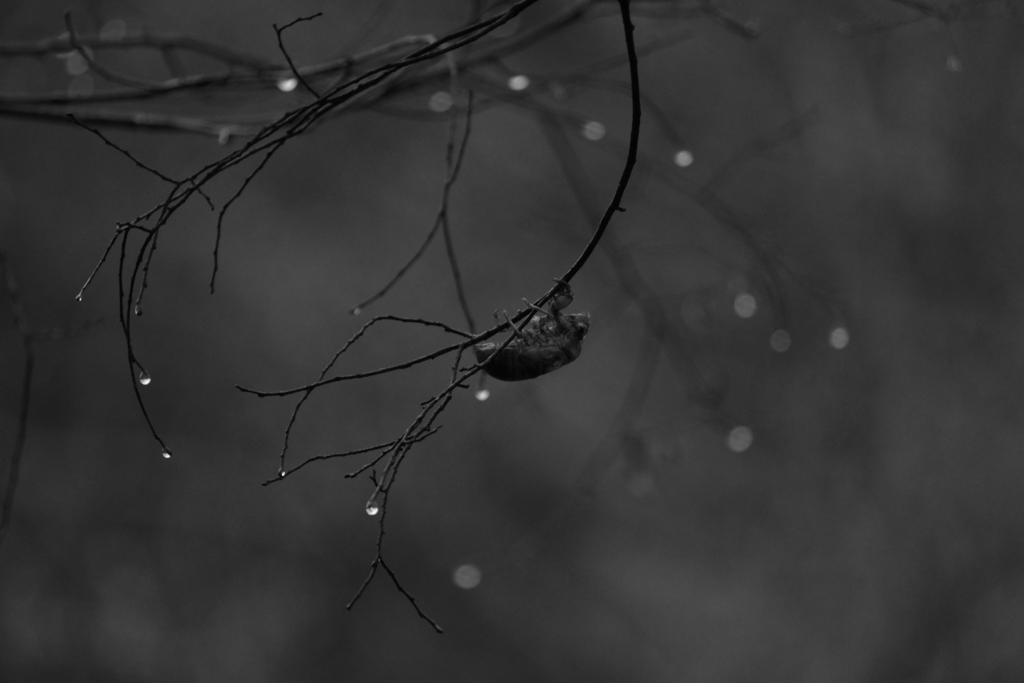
left=557, top=0, right=640, bottom=285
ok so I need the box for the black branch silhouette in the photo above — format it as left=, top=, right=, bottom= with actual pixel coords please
left=7, top=0, right=994, bottom=627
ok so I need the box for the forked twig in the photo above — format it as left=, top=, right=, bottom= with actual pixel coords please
left=273, top=13, right=324, bottom=98
left=349, top=63, right=476, bottom=317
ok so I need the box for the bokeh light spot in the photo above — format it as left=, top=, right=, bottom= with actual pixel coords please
left=507, top=75, right=530, bottom=91
left=61, top=51, right=89, bottom=76
left=453, top=564, right=481, bottom=589
left=581, top=121, right=606, bottom=141
left=429, top=91, right=453, bottom=112
left=829, top=326, right=849, bottom=349
left=475, top=389, right=490, bottom=402
left=947, top=55, right=962, bottom=73
left=674, top=150, right=694, bottom=167
left=277, top=77, right=298, bottom=93
left=769, top=329, right=791, bottom=353
left=727, top=426, right=753, bottom=453
left=733, top=293, right=757, bottom=318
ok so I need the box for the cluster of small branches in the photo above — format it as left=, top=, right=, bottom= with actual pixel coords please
left=1, top=0, right=1010, bottom=629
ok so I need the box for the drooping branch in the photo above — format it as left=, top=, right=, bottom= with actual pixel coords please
left=557, top=0, right=641, bottom=287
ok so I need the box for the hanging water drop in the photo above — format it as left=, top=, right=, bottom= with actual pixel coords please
left=351, top=306, right=362, bottom=316
left=277, top=77, right=298, bottom=92
left=74, top=292, right=84, bottom=302
left=217, top=128, right=231, bottom=145
left=134, top=303, right=142, bottom=316
left=279, top=470, right=286, bottom=478
left=161, top=449, right=171, bottom=459
left=138, top=370, right=152, bottom=386
left=475, top=389, right=490, bottom=401
left=365, top=498, right=379, bottom=516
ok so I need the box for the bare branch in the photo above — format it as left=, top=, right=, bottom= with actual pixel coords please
left=557, top=0, right=641, bottom=286
left=273, top=12, right=324, bottom=98
left=66, top=114, right=181, bottom=185
left=0, top=252, right=31, bottom=553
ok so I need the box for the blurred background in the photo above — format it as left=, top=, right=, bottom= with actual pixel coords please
left=2, top=0, right=1024, bottom=680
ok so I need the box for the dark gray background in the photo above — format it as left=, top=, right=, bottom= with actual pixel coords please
left=1, top=1, right=1023, bottom=681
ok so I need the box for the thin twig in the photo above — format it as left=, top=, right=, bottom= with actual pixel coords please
left=348, top=76, right=475, bottom=317
left=210, top=144, right=283, bottom=293
left=273, top=12, right=324, bottom=98
left=237, top=310, right=523, bottom=398
left=380, top=557, right=444, bottom=633
left=116, top=229, right=172, bottom=456
left=67, top=114, right=181, bottom=185
left=268, top=314, right=470, bottom=476
left=439, top=78, right=477, bottom=333
left=557, top=0, right=641, bottom=286
left=263, top=428, right=441, bottom=485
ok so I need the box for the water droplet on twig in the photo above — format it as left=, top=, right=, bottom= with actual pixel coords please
left=161, top=449, right=172, bottom=459
left=138, top=370, right=151, bottom=386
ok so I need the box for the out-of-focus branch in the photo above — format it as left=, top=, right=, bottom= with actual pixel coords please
left=0, top=252, right=94, bottom=554
left=557, top=0, right=641, bottom=287
left=0, top=252, right=32, bottom=555
left=273, top=12, right=324, bottom=98
left=348, top=70, right=475, bottom=319
left=0, top=31, right=272, bottom=67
